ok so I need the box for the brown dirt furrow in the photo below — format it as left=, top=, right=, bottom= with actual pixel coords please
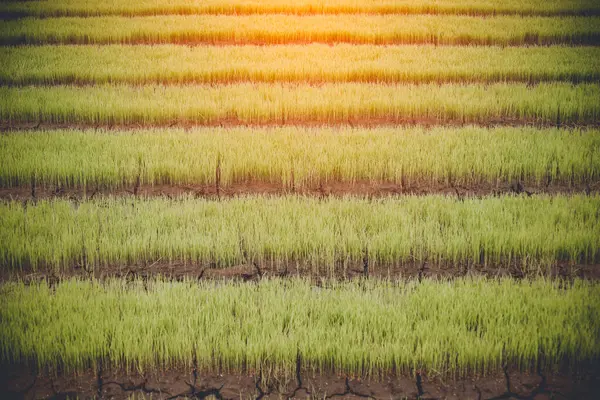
left=2, top=75, right=600, bottom=87
left=1, top=181, right=599, bottom=202
left=2, top=9, right=600, bottom=19
left=2, top=36, right=600, bottom=47
left=2, top=364, right=599, bottom=400
left=3, top=260, right=599, bottom=284
left=1, top=37, right=599, bottom=47
left=2, top=117, right=600, bottom=132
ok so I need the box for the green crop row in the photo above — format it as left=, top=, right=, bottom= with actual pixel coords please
left=3, top=45, right=600, bottom=85
left=1, top=0, right=598, bottom=17
left=1, top=195, right=598, bottom=270
left=1, top=278, right=598, bottom=376
left=1, top=15, right=599, bottom=46
left=1, top=127, right=598, bottom=189
left=2, top=83, right=599, bottom=126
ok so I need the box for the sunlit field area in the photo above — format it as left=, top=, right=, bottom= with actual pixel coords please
left=2, top=278, right=599, bottom=375
left=3, top=15, right=600, bottom=45
left=3, top=83, right=600, bottom=125
left=1, top=0, right=599, bottom=398
left=2, top=127, right=599, bottom=189
left=2, top=195, right=599, bottom=270
left=2, top=0, right=599, bottom=17
left=5, top=45, right=600, bottom=85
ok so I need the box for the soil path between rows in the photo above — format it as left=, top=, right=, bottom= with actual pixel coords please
left=3, top=36, right=600, bottom=47
left=3, top=260, right=599, bottom=284
left=1, top=181, right=598, bottom=202
left=3, top=76, right=600, bottom=86
left=2, top=364, right=599, bottom=400
left=3, top=118, right=600, bottom=132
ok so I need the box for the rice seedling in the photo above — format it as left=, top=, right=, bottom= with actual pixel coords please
left=1, top=0, right=599, bottom=395
left=1, top=126, right=598, bottom=189
left=1, top=277, right=598, bottom=376
left=1, top=15, right=598, bottom=46
left=1, top=0, right=598, bottom=17
left=1, top=83, right=599, bottom=126
left=1, top=195, right=598, bottom=270
left=3, top=45, right=599, bottom=85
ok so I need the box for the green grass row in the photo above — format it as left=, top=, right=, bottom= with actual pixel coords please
left=1, top=0, right=599, bottom=17
left=1, top=15, right=599, bottom=46
left=3, top=45, right=600, bottom=85
left=1, top=195, right=598, bottom=270
left=1, top=278, right=598, bottom=376
left=1, top=127, right=598, bottom=189
left=1, top=83, right=599, bottom=126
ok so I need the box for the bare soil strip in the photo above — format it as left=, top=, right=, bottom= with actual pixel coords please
left=2, top=7, right=600, bottom=19
left=5, top=76, right=600, bottom=87
left=2, top=364, right=599, bottom=400
left=3, top=118, right=600, bottom=132
left=3, top=259, right=599, bottom=284
left=1, top=181, right=598, bottom=202
left=3, top=36, right=600, bottom=46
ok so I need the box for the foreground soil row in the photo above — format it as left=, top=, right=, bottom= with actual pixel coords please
left=2, top=15, right=599, bottom=46
left=2, top=0, right=599, bottom=18
left=3, top=365, right=599, bottom=399
left=2, top=195, right=598, bottom=271
left=4, top=45, right=600, bottom=86
left=2, top=83, right=599, bottom=127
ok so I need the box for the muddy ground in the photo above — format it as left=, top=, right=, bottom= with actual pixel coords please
left=2, top=363, right=599, bottom=400
left=1, top=180, right=598, bottom=202
left=2, top=118, right=600, bottom=132
left=3, top=258, right=599, bottom=285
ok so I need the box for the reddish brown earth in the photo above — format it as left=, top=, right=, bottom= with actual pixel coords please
left=2, top=7, right=600, bottom=19
left=3, top=259, right=599, bottom=285
left=2, top=117, right=599, bottom=132
left=2, top=364, right=599, bottom=400
left=1, top=8, right=600, bottom=19
left=1, top=180, right=598, bottom=202
left=3, top=35, right=600, bottom=46
left=2, top=76, right=600, bottom=86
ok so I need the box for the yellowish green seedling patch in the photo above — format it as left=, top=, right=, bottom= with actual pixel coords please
left=1, top=195, right=598, bottom=270
left=1, top=15, right=599, bottom=45
left=2, top=83, right=599, bottom=126
left=1, top=278, right=598, bottom=376
left=1, top=0, right=598, bottom=17
left=2, top=45, right=600, bottom=85
left=1, top=126, right=598, bottom=188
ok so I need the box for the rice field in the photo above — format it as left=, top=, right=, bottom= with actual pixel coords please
left=1, top=127, right=598, bottom=189
left=1, top=0, right=598, bottom=17
left=2, top=278, right=598, bottom=376
left=1, top=0, right=599, bottom=397
left=2, top=15, right=599, bottom=46
left=1, top=195, right=599, bottom=271
left=3, top=83, right=599, bottom=126
left=3, top=45, right=600, bottom=85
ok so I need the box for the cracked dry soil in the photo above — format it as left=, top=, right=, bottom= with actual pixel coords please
left=2, top=360, right=600, bottom=400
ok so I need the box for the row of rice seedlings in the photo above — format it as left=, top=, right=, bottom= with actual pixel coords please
left=1, top=126, right=598, bottom=189
left=1, top=195, right=598, bottom=270
left=3, top=45, right=600, bottom=86
left=2, top=0, right=599, bottom=17
left=1, top=83, right=598, bottom=126
left=1, top=278, right=598, bottom=376
left=2, top=15, right=599, bottom=46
